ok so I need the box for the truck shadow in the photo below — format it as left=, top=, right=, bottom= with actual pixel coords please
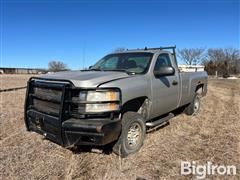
left=71, top=143, right=114, bottom=155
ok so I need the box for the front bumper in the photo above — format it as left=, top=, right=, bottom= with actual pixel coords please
left=62, top=118, right=121, bottom=146
left=24, top=77, right=122, bottom=147
left=27, top=109, right=121, bottom=146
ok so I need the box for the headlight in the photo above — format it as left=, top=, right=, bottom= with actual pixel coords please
left=73, top=89, right=121, bottom=113
left=79, top=90, right=120, bottom=102
left=78, top=103, right=120, bottom=113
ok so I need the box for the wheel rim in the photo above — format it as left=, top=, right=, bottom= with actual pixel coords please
left=127, top=122, right=141, bottom=148
left=193, top=96, right=200, bottom=113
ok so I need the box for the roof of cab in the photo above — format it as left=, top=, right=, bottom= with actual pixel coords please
left=109, top=46, right=176, bottom=55
left=109, top=49, right=170, bottom=55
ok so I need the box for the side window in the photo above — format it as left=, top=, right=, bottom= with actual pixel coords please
left=154, top=53, right=172, bottom=70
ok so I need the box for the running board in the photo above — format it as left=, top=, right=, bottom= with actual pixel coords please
left=146, top=113, right=174, bottom=127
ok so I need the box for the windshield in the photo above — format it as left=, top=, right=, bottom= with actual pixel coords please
left=90, top=52, right=153, bottom=74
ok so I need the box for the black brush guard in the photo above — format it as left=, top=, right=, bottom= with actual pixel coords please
left=24, top=77, right=121, bottom=147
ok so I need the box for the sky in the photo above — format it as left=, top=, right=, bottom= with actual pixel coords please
left=0, top=0, right=239, bottom=69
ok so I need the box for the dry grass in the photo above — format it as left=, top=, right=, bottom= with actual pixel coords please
left=0, top=74, right=35, bottom=90
left=0, top=75, right=239, bottom=179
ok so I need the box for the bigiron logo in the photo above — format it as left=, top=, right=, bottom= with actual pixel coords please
left=180, top=161, right=237, bottom=179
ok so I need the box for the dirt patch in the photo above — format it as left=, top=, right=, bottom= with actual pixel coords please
left=0, top=77, right=239, bottom=179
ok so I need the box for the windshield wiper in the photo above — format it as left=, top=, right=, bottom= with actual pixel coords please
left=104, top=69, right=136, bottom=75
left=81, top=68, right=102, bottom=71
left=90, top=68, right=102, bottom=71
left=82, top=68, right=136, bottom=75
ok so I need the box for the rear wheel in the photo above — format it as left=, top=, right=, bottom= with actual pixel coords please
left=185, top=94, right=201, bottom=116
left=113, top=112, right=146, bottom=157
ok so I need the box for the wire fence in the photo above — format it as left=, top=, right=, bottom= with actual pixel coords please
left=0, top=86, right=26, bottom=93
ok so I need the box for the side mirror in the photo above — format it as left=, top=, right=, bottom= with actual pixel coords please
left=154, top=66, right=175, bottom=77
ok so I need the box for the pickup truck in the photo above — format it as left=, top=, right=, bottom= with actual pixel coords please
left=24, top=46, right=208, bottom=157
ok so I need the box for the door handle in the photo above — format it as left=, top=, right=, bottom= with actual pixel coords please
left=172, top=80, right=178, bottom=85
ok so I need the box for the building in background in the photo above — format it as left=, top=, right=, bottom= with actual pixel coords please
left=0, top=67, right=47, bottom=74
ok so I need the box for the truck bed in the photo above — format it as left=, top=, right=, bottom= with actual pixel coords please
left=178, top=71, right=208, bottom=106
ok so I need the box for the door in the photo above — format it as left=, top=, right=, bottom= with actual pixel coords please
left=151, top=53, right=179, bottom=118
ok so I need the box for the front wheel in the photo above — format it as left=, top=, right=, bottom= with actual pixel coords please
left=113, top=112, right=146, bottom=157
left=185, top=94, right=201, bottom=116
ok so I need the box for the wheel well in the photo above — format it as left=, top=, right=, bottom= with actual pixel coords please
left=195, top=83, right=204, bottom=95
left=121, top=97, right=149, bottom=120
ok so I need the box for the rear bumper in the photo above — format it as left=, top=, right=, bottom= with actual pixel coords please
left=26, top=110, right=121, bottom=147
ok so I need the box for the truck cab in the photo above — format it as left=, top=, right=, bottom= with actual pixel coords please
left=24, top=46, right=208, bottom=157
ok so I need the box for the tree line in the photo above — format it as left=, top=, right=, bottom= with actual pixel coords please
left=178, top=47, right=240, bottom=77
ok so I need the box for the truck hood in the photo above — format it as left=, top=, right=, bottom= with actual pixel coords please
left=40, top=70, right=130, bottom=87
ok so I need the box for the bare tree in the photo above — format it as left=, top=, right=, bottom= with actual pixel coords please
left=178, top=48, right=206, bottom=65
left=207, top=48, right=225, bottom=62
left=48, top=61, right=68, bottom=72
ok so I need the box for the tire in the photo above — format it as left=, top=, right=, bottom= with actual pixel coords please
left=113, top=112, right=146, bottom=157
left=185, top=94, right=201, bottom=116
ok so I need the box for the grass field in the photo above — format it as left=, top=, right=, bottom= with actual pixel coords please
left=0, top=75, right=34, bottom=90
left=0, top=75, right=239, bottom=179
